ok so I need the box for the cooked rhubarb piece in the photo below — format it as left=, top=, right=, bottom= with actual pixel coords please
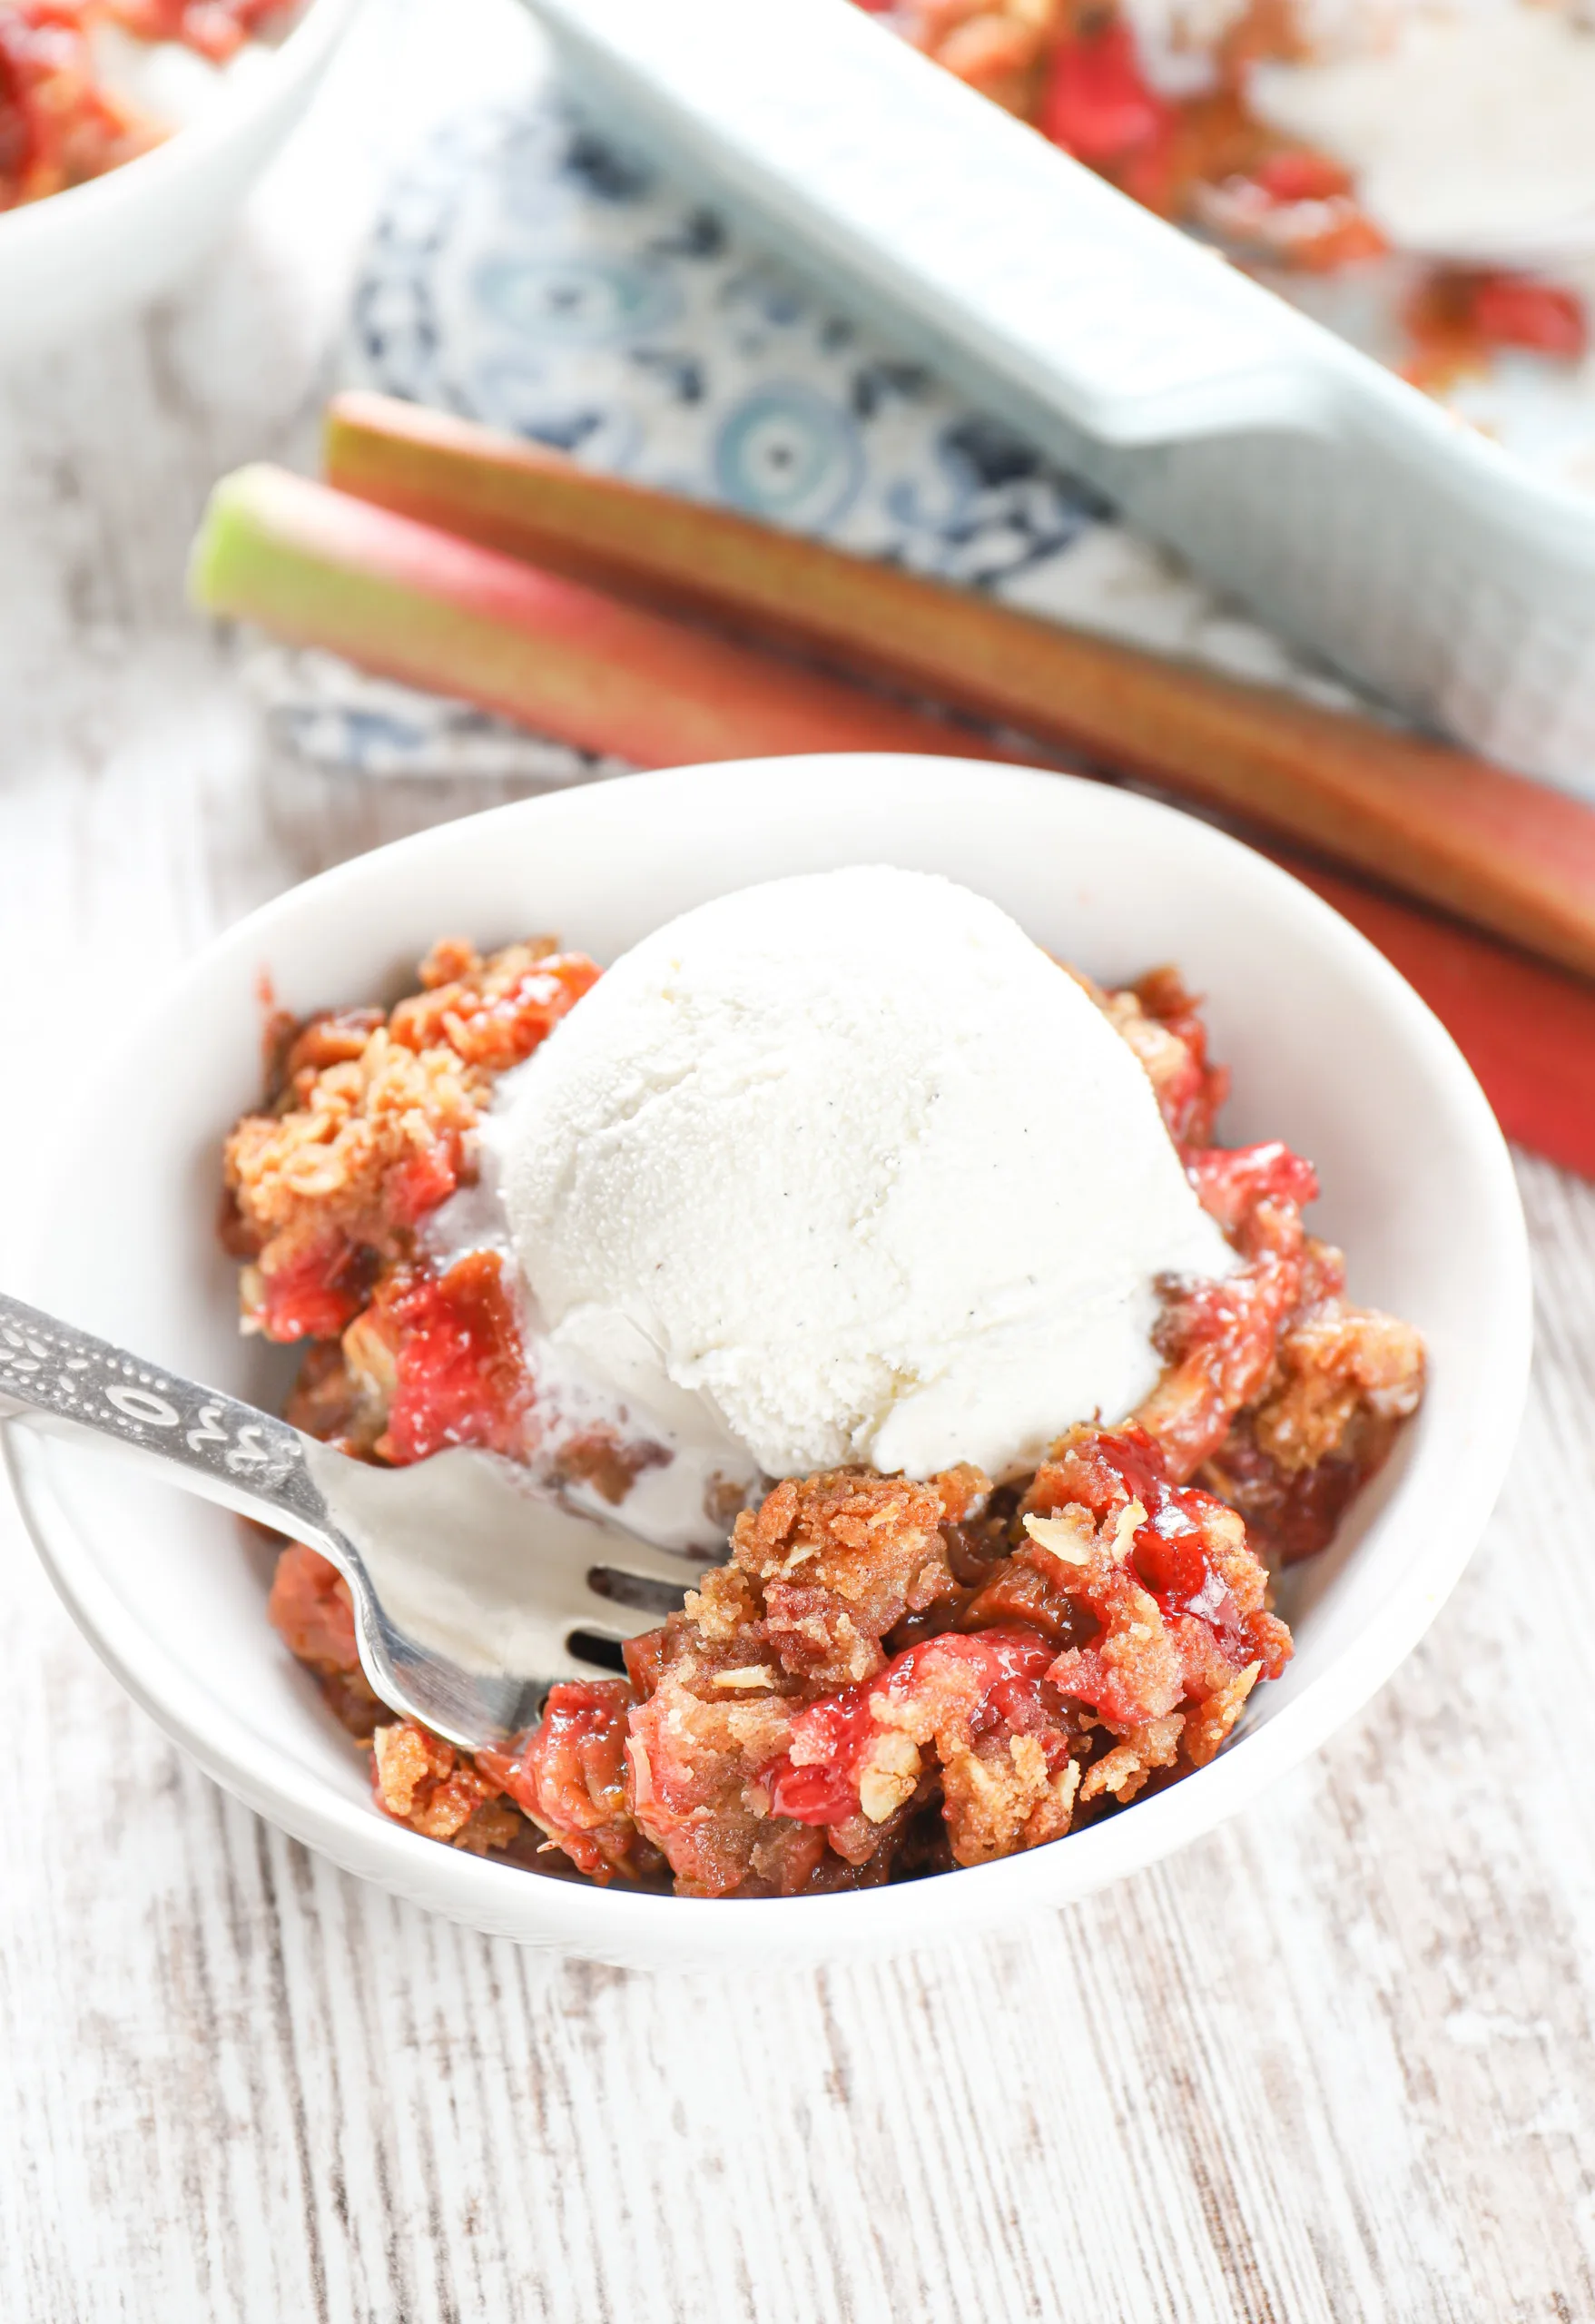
left=1041, top=19, right=1173, bottom=175
left=478, top=1683, right=659, bottom=1883
left=1022, top=1423, right=1290, bottom=1711
left=354, top=1251, right=532, bottom=1467
left=1403, top=268, right=1590, bottom=390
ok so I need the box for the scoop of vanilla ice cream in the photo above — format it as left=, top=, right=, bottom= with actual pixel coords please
left=492, top=867, right=1234, bottom=1484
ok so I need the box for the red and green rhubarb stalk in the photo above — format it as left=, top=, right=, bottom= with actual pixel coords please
left=187, top=465, right=1003, bottom=772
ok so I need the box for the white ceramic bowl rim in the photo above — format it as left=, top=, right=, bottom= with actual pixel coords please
left=6, top=757, right=1533, bottom=1960
left=0, top=0, right=362, bottom=247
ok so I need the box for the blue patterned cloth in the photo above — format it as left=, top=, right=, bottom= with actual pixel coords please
left=250, top=90, right=1347, bottom=779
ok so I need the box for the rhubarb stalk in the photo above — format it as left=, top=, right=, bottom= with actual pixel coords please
left=188, top=466, right=1009, bottom=773
left=324, top=389, right=1595, bottom=982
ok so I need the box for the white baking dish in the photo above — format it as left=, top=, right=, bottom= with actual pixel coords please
left=518, top=0, right=1595, bottom=798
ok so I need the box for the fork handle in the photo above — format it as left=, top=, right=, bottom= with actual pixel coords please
left=0, top=1291, right=331, bottom=1541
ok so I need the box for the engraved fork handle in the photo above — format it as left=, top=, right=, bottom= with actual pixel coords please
left=0, top=1290, right=683, bottom=1751
left=0, top=1291, right=334, bottom=1544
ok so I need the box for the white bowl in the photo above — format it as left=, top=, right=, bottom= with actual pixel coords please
left=0, top=0, right=361, bottom=361
left=5, top=756, right=1531, bottom=1967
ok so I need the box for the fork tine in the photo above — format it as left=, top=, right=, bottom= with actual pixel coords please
left=571, top=1535, right=714, bottom=1593
left=302, top=1440, right=723, bottom=1747
left=584, top=1564, right=693, bottom=1619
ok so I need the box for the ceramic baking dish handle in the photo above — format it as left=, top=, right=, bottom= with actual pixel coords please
left=524, top=0, right=1338, bottom=448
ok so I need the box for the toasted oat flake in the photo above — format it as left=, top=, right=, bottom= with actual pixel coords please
left=1022, top=1512, right=1092, bottom=1563
left=858, top=1732, right=923, bottom=1825
left=1110, top=1501, right=1146, bottom=1562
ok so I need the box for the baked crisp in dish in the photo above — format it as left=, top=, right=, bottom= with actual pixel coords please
left=854, top=0, right=1591, bottom=396
left=225, top=911, right=1423, bottom=1899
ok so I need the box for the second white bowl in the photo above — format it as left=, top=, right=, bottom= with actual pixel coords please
left=0, top=0, right=362, bottom=361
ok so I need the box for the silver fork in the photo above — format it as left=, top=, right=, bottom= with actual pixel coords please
left=0, top=1291, right=699, bottom=1751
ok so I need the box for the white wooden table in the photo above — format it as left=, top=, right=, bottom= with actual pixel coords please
left=5, top=9, right=1595, bottom=2317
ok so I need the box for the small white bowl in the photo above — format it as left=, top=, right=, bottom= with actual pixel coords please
left=0, top=0, right=361, bottom=361
left=6, top=757, right=1531, bottom=1967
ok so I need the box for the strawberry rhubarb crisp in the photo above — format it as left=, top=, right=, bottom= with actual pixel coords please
left=224, top=869, right=1423, bottom=1898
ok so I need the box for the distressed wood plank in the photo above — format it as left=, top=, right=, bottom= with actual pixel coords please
left=4, top=5, right=1595, bottom=2319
